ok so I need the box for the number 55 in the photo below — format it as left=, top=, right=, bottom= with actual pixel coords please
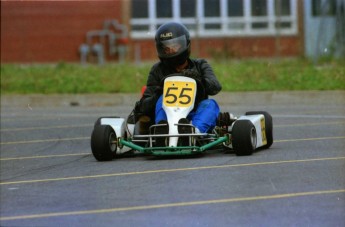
left=165, top=87, right=192, bottom=105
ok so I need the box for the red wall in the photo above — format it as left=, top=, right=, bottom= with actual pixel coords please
left=131, top=36, right=302, bottom=62
left=198, top=36, right=302, bottom=58
left=1, top=0, right=122, bottom=63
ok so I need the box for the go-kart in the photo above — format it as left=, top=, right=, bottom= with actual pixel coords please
left=91, top=74, right=273, bottom=161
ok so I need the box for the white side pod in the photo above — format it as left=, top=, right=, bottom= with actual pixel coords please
left=236, top=114, right=267, bottom=148
left=99, top=118, right=133, bottom=153
left=100, top=118, right=126, bottom=138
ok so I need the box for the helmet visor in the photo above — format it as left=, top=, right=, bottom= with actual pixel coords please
left=157, top=35, right=188, bottom=58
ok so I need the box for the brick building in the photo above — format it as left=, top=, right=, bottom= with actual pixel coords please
left=1, top=0, right=307, bottom=63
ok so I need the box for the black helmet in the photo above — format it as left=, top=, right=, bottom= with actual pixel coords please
left=155, top=22, right=191, bottom=68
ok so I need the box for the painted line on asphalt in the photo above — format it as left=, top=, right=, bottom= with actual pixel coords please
left=0, top=153, right=90, bottom=161
left=1, top=156, right=344, bottom=185
left=0, top=137, right=89, bottom=145
left=274, top=114, right=345, bottom=119
left=0, top=114, right=102, bottom=122
left=0, top=124, right=92, bottom=132
left=0, top=189, right=344, bottom=221
left=275, top=121, right=345, bottom=127
left=275, top=136, right=345, bottom=143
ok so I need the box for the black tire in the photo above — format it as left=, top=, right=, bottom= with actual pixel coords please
left=232, top=120, right=257, bottom=156
left=94, top=117, right=121, bottom=128
left=91, top=125, right=117, bottom=161
left=245, top=111, right=273, bottom=149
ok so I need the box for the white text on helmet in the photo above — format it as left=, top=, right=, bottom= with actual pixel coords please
left=160, top=32, right=173, bottom=38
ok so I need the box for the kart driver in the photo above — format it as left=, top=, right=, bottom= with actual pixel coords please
left=138, top=22, right=222, bottom=138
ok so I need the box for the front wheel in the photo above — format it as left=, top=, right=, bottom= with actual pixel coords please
left=232, top=120, right=257, bottom=156
left=91, top=125, right=117, bottom=161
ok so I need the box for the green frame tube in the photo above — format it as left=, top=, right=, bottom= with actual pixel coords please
left=119, top=134, right=229, bottom=156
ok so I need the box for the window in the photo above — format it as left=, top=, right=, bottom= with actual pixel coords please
left=204, top=0, right=221, bottom=29
left=251, top=0, right=267, bottom=16
left=275, top=0, right=292, bottom=29
left=132, top=0, right=148, bottom=18
left=204, top=0, right=220, bottom=17
left=228, top=0, right=243, bottom=17
left=251, top=0, right=268, bottom=29
left=275, top=0, right=291, bottom=16
left=130, top=0, right=298, bottom=38
left=156, top=0, right=173, bottom=18
left=312, top=0, right=337, bottom=16
left=131, top=0, right=149, bottom=31
left=227, top=0, right=244, bottom=30
left=180, top=0, right=196, bottom=18
left=180, top=0, right=197, bottom=30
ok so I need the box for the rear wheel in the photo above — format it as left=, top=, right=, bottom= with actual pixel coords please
left=232, top=120, right=257, bottom=156
left=91, top=125, right=117, bottom=161
left=246, top=111, right=273, bottom=149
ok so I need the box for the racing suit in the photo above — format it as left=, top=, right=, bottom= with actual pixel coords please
left=139, top=58, right=222, bottom=133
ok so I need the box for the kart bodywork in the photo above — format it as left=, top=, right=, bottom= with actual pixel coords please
left=91, top=75, right=273, bottom=161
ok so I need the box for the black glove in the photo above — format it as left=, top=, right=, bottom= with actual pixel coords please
left=182, top=69, right=202, bottom=82
left=154, top=85, right=163, bottom=97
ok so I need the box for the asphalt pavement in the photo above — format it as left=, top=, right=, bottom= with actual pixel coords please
left=1, top=91, right=344, bottom=226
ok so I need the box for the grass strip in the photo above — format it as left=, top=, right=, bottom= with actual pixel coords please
left=1, top=59, right=344, bottom=94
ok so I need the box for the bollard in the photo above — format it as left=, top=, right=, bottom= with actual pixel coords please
left=92, top=43, right=105, bottom=65
left=79, top=44, right=90, bottom=65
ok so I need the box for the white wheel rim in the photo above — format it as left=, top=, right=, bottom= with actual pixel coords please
left=109, top=132, right=117, bottom=152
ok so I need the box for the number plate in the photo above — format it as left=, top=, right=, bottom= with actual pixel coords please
left=163, top=81, right=196, bottom=107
